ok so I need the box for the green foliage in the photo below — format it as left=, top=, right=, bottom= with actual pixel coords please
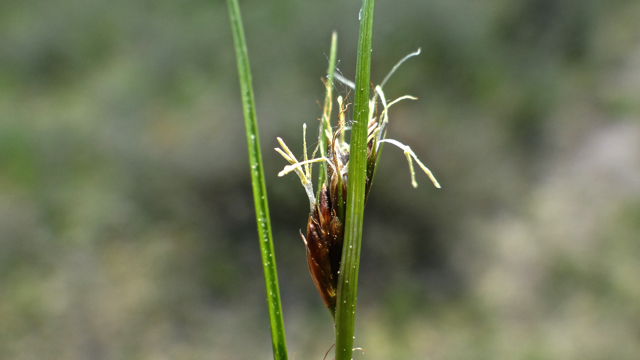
left=334, top=1, right=375, bottom=359
left=227, top=0, right=288, bottom=358
left=317, top=31, right=338, bottom=195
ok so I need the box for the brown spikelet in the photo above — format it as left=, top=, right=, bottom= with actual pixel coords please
left=302, top=122, right=379, bottom=315
left=303, top=181, right=345, bottom=312
left=277, top=55, right=440, bottom=319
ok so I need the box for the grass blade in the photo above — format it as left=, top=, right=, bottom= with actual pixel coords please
left=317, top=31, right=338, bottom=194
left=334, top=1, right=375, bottom=359
left=226, top=1, right=288, bottom=359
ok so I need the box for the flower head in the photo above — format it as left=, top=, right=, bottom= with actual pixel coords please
left=276, top=49, right=439, bottom=317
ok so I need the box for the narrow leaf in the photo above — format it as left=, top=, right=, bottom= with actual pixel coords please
left=334, top=1, right=375, bottom=360
left=226, top=1, right=288, bottom=359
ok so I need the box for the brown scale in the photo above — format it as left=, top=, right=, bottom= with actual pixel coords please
left=302, top=121, right=379, bottom=314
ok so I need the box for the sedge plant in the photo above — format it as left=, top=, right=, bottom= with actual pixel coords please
left=229, top=0, right=439, bottom=359
left=276, top=2, right=439, bottom=359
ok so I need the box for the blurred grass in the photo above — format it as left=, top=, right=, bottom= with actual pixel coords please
left=1, top=0, right=640, bottom=359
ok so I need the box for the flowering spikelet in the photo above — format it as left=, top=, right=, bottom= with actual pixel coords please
left=276, top=49, right=440, bottom=318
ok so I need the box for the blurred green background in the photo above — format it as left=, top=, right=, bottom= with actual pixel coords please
left=2, top=0, right=640, bottom=359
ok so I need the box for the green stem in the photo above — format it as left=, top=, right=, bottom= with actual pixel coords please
left=318, top=31, right=338, bottom=195
left=226, top=1, right=288, bottom=359
left=334, top=1, right=375, bottom=360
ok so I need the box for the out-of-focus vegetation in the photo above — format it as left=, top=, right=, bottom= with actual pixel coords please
left=1, top=0, right=639, bottom=359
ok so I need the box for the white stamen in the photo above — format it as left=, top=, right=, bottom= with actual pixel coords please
left=380, top=48, right=421, bottom=89
left=302, top=123, right=310, bottom=178
left=278, top=157, right=329, bottom=178
left=334, top=73, right=355, bottom=90
left=378, top=139, right=440, bottom=188
left=377, top=95, right=417, bottom=143
left=275, top=137, right=317, bottom=210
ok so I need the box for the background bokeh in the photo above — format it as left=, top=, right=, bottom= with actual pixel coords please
left=1, top=0, right=640, bottom=359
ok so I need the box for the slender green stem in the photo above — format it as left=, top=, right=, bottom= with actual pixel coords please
left=334, top=1, right=375, bottom=360
left=317, top=31, right=338, bottom=194
left=226, top=1, right=288, bottom=359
